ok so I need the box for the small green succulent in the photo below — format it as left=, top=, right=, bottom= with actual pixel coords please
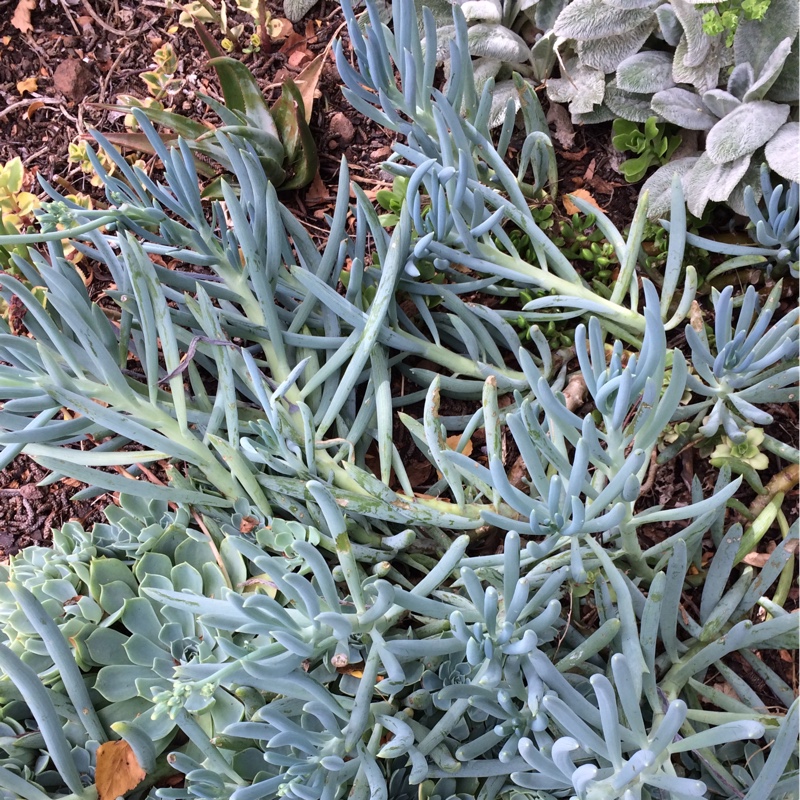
left=612, top=117, right=682, bottom=183
left=376, top=176, right=411, bottom=227
left=710, top=427, right=769, bottom=470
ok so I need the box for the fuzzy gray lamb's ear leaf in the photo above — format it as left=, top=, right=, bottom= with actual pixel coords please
left=459, top=0, right=503, bottom=22
left=734, top=0, right=799, bottom=75
left=765, top=37, right=798, bottom=102
left=467, top=24, right=531, bottom=62
left=725, top=159, right=765, bottom=215
left=415, top=0, right=454, bottom=26
left=531, top=31, right=558, bottom=81
left=533, top=0, right=568, bottom=31
left=487, top=80, right=523, bottom=128
left=701, top=89, right=739, bottom=119
left=705, top=101, right=790, bottom=165
left=577, top=18, right=657, bottom=74
left=472, top=57, right=503, bottom=94
left=604, top=0, right=660, bottom=9
left=641, top=156, right=699, bottom=219
left=572, top=104, right=617, bottom=125
left=743, top=38, right=794, bottom=102
left=616, top=51, right=676, bottom=93
left=546, top=60, right=606, bottom=114
left=671, top=0, right=711, bottom=67
left=430, top=25, right=457, bottom=62
left=765, top=122, right=800, bottom=184
left=682, top=152, right=751, bottom=217
left=553, top=0, right=653, bottom=39
left=727, top=62, right=755, bottom=99
left=284, top=0, right=318, bottom=22
left=605, top=82, right=664, bottom=123
left=656, top=3, right=683, bottom=46
left=672, top=35, right=730, bottom=93
left=651, top=87, right=718, bottom=130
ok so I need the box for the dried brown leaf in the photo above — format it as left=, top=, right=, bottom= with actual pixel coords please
left=16, top=76, right=37, bottom=95
left=25, top=99, right=45, bottom=119
left=95, top=740, right=146, bottom=800
left=446, top=434, right=473, bottom=458
left=293, top=53, right=324, bottom=123
left=563, top=189, right=602, bottom=215
left=546, top=102, right=575, bottom=150
left=11, top=0, right=35, bottom=33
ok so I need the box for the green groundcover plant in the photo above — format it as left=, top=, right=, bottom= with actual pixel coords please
left=0, top=0, right=797, bottom=798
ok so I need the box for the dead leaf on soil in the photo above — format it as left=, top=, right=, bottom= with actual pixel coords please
left=563, top=188, right=602, bottom=216
left=306, top=170, right=330, bottom=202
left=405, top=459, right=433, bottom=487
left=268, top=17, right=294, bottom=40
left=16, top=76, right=38, bottom=95
left=25, top=100, right=45, bottom=119
left=741, top=552, right=772, bottom=568
left=95, top=740, right=147, bottom=800
left=293, top=53, right=325, bottom=124
left=239, top=515, right=259, bottom=534
left=446, top=434, right=473, bottom=458
left=11, top=0, right=36, bottom=34
left=546, top=102, right=575, bottom=150
left=336, top=664, right=365, bottom=677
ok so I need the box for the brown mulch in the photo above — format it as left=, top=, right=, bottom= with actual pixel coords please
left=0, top=456, right=106, bottom=555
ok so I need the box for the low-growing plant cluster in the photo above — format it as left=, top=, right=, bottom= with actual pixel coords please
left=0, top=1, right=797, bottom=799
left=409, top=0, right=798, bottom=218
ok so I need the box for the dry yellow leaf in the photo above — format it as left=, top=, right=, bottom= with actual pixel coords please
left=95, top=740, right=147, bottom=800
left=25, top=100, right=44, bottom=119
left=10, top=0, right=36, bottom=33
left=16, top=76, right=38, bottom=95
left=563, top=189, right=602, bottom=216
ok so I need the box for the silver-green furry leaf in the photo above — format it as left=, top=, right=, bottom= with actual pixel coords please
left=705, top=101, right=790, bottom=164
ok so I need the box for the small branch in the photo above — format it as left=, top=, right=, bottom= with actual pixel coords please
left=749, top=463, right=799, bottom=517
left=0, top=97, right=61, bottom=122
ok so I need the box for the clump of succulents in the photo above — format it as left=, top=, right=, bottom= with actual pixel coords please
left=0, top=494, right=796, bottom=800
left=0, top=0, right=796, bottom=798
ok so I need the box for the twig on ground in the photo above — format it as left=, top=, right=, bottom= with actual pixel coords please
left=639, top=449, right=660, bottom=495
left=80, top=0, right=155, bottom=37
left=0, top=97, right=61, bottom=123
left=99, top=42, right=136, bottom=103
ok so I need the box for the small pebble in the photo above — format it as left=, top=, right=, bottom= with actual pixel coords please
left=329, top=112, right=355, bottom=145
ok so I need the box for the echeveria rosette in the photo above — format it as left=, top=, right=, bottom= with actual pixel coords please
left=710, top=428, right=769, bottom=470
